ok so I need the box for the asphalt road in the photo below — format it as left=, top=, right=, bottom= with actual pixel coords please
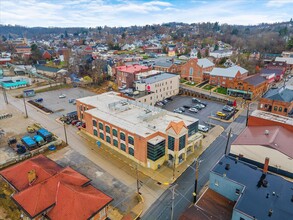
left=142, top=112, right=247, bottom=220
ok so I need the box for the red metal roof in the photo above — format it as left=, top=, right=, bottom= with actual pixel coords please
left=232, top=126, right=293, bottom=158
left=47, top=182, right=113, bottom=220
left=0, top=154, right=62, bottom=191
left=116, top=64, right=149, bottom=74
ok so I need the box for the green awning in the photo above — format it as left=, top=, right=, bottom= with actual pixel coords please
left=227, top=88, right=252, bottom=94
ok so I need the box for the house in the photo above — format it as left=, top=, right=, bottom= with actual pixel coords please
left=209, top=49, right=233, bottom=58
left=189, top=48, right=198, bottom=58
left=153, top=58, right=182, bottom=73
left=209, top=65, right=248, bottom=87
left=76, top=92, right=202, bottom=170
left=42, top=50, right=52, bottom=60
left=0, top=155, right=113, bottom=220
left=115, top=64, right=151, bottom=88
left=258, top=87, right=293, bottom=117
left=121, top=44, right=136, bottom=51
left=181, top=155, right=293, bottom=220
left=260, top=69, right=282, bottom=84
left=231, top=126, right=293, bottom=177
left=180, top=58, right=214, bottom=83
left=227, top=74, right=268, bottom=99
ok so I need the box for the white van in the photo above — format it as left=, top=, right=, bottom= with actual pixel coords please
left=198, top=124, right=209, bottom=132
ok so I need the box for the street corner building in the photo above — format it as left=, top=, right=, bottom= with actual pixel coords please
left=76, top=92, right=202, bottom=170
left=0, top=155, right=113, bottom=220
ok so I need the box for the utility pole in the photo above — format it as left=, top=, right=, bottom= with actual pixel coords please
left=193, top=159, right=200, bottom=204
left=170, top=184, right=177, bottom=220
left=225, top=128, right=232, bottom=155
left=23, top=95, right=28, bottom=118
left=63, top=122, right=68, bottom=144
left=2, top=87, right=8, bottom=104
left=172, top=154, right=176, bottom=180
left=246, top=102, right=250, bottom=126
left=136, top=165, right=142, bottom=194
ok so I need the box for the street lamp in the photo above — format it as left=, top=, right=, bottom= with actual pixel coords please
left=23, top=94, right=28, bottom=118
left=224, top=128, right=233, bottom=155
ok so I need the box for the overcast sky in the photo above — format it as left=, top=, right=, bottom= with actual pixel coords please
left=1, top=0, right=293, bottom=27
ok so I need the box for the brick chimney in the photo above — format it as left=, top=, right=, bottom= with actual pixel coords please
left=263, top=157, right=269, bottom=173
left=28, top=169, right=37, bottom=185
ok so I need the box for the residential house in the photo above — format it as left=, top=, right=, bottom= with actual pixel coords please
left=115, top=64, right=151, bottom=88
left=209, top=65, right=248, bottom=87
left=231, top=125, right=293, bottom=177
left=258, top=87, right=293, bottom=117
left=189, top=48, right=198, bottom=58
left=121, top=44, right=136, bottom=51
left=281, top=51, right=293, bottom=58
left=180, top=58, right=215, bottom=83
left=227, top=74, right=268, bottom=99
left=35, top=64, right=64, bottom=78
left=76, top=92, right=202, bottom=170
left=0, top=155, right=113, bottom=220
left=42, top=50, right=52, bottom=60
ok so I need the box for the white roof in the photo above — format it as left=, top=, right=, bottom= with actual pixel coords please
left=197, top=58, right=214, bottom=68
left=210, top=65, right=248, bottom=77
left=78, top=92, right=198, bottom=137
left=275, top=57, right=293, bottom=65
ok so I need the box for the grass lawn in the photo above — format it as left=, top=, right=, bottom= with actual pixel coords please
left=180, top=78, right=187, bottom=83
left=215, top=87, right=227, bottom=95
left=202, top=84, right=215, bottom=90
left=186, top=81, right=196, bottom=86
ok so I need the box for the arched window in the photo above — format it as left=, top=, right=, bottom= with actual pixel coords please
left=120, top=132, right=125, bottom=141
left=93, top=129, right=98, bottom=136
left=113, top=139, right=118, bottom=147
left=106, top=125, right=110, bottom=133
left=112, top=129, right=118, bottom=137
left=99, top=122, right=104, bottom=130
left=100, top=133, right=104, bottom=140
left=129, top=148, right=134, bottom=156
left=128, top=136, right=134, bottom=145
left=106, top=136, right=111, bottom=144
left=120, top=143, right=126, bottom=151
left=189, top=67, right=194, bottom=75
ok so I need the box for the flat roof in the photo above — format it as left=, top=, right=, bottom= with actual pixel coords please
left=212, top=156, right=293, bottom=220
left=143, top=72, right=178, bottom=84
left=250, top=110, right=293, bottom=126
left=78, top=92, right=198, bottom=137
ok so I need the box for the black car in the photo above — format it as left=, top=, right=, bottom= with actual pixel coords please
left=227, top=100, right=234, bottom=107
left=179, top=107, right=185, bottom=112
left=183, top=105, right=191, bottom=109
left=192, top=98, right=207, bottom=106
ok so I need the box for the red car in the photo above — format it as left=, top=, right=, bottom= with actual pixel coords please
left=71, top=120, right=79, bottom=125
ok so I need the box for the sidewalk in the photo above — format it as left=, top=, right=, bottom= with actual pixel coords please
left=78, top=125, right=224, bottom=186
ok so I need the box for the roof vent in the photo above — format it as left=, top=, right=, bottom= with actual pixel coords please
left=291, top=195, right=293, bottom=202
left=268, top=209, right=273, bottom=217
left=225, top=164, right=230, bottom=170
left=264, top=130, right=269, bottom=135
left=266, top=193, right=269, bottom=198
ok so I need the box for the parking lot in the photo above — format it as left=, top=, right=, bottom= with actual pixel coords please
left=162, top=95, right=232, bottom=129
left=27, top=87, right=96, bottom=119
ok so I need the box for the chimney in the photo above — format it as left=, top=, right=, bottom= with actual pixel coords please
left=264, top=130, right=269, bottom=135
left=28, top=169, right=37, bottom=185
left=263, top=157, right=269, bottom=173
left=268, top=209, right=273, bottom=217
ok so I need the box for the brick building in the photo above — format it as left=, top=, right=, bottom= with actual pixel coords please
left=209, top=65, right=248, bottom=87
left=15, top=45, right=31, bottom=54
left=76, top=92, right=202, bottom=170
left=258, top=87, right=293, bottom=117
left=115, top=64, right=151, bottom=88
left=227, top=74, right=268, bottom=99
left=180, top=58, right=214, bottom=83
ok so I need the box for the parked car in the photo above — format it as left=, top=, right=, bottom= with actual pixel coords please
left=27, top=126, right=35, bottom=133
left=162, top=99, right=168, bottom=104
left=193, top=104, right=204, bottom=110
left=183, top=105, right=191, bottom=109
left=68, top=99, right=75, bottom=103
left=227, top=100, right=234, bottom=107
left=166, top=97, right=173, bottom=101
left=173, top=108, right=183, bottom=113
left=198, top=124, right=209, bottom=132
left=192, top=98, right=201, bottom=103
left=189, top=108, right=198, bottom=113
left=59, top=94, right=66, bottom=98
left=35, top=98, right=43, bottom=102
left=223, top=105, right=234, bottom=112
left=71, top=120, right=79, bottom=125
left=76, top=122, right=82, bottom=127
left=217, top=111, right=226, bottom=117
left=179, top=107, right=185, bottom=112
left=156, top=101, right=164, bottom=106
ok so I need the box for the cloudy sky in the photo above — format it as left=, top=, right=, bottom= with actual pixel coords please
left=1, top=0, right=293, bottom=27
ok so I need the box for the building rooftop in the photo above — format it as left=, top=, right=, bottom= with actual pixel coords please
left=116, top=64, right=149, bottom=74
left=180, top=189, right=234, bottom=220
left=35, top=64, right=61, bottom=73
left=142, top=72, right=178, bottom=84
left=212, top=156, right=293, bottom=220
left=210, top=65, right=248, bottom=77
left=260, top=68, right=283, bottom=76
left=78, top=92, right=198, bottom=137
left=263, top=87, right=293, bottom=102
left=243, top=74, right=267, bottom=86
left=197, top=58, right=215, bottom=68
left=0, top=155, right=112, bottom=219
left=250, top=109, right=293, bottom=126
left=275, top=57, right=293, bottom=65
left=232, top=126, right=293, bottom=158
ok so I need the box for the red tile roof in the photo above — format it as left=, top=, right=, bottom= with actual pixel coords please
left=13, top=167, right=90, bottom=218
left=0, top=154, right=62, bottom=191
left=47, top=182, right=113, bottom=220
left=1, top=155, right=112, bottom=219
left=116, top=64, right=150, bottom=74
left=232, top=126, right=293, bottom=158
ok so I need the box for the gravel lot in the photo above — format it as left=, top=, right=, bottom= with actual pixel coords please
left=162, top=95, right=231, bottom=129
left=27, top=87, right=96, bottom=119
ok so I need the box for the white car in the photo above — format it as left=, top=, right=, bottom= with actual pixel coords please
left=198, top=124, right=209, bottom=132
left=189, top=108, right=198, bottom=113
left=59, top=94, right=66, bottom=98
